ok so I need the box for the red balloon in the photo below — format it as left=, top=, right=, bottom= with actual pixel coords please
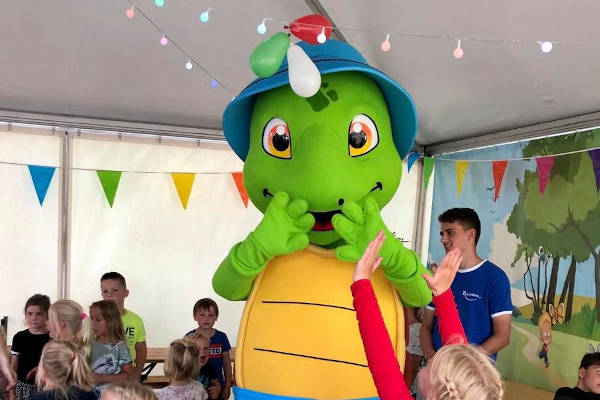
left=289, top=14, right=332, bottom=44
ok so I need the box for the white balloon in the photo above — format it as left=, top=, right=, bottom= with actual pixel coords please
left=287, top=44, right=321, bottom=98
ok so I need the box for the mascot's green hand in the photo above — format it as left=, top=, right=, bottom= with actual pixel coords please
left=213, top=191, right=314, bottom=301
left=332, top=196, right=432, bottom=306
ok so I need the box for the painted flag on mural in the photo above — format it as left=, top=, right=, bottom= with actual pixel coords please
left=28, top=165, right=56, bottom=206
left=171, top=173, right=196, bottom=209
left=492, top=160, right=509, bottom=201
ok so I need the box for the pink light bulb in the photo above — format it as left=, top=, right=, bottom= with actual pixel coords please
left=126, top=6, right=135, bottom=19
left=160, top=35, right=168, bottom=46
left=381, top=34, right=391, bottom=52
left=453, top=39, right=464, bottom=59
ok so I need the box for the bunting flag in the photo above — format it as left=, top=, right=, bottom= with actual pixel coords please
left=455, top=161, right=469, bottom=197
left=96, top=170, right=122, bottom=207
left=171, top=173, right=196, bottom=209
left=492, top=160, right=509, bottom=201
left=231, top=172, right=249, bottom=208
left=407, top=152, right=420, bottom=173
left=535, top=156, right=556, bottom=195
left=423, top=157, right=435, bottom=190
left=27, top=165, right=56, bottom=206
left=589, top=149, right=600, bottom=192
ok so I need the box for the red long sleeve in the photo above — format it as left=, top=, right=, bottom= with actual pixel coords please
left=351, top=281, right=468, bottom=400
left=351, top=279, right=412, bottom=400
left=432, top=289, right=467, bottom=345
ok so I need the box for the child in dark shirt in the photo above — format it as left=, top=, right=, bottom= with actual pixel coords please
left=554, top=352, right=600, bottom=399
left=187, top=333, right=221, bottom=400
left=11, top=294, right=51, bottom=400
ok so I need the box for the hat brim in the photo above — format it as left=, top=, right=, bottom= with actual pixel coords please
left=223, top=58, right=417, bottom=161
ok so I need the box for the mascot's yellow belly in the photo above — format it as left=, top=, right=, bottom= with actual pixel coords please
left=235, top=245, right=405, bottom=399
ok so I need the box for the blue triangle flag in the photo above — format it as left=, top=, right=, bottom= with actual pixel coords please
left=407, top=152, right=420, bottom=173
left=28, top=165, right=56, bottom=206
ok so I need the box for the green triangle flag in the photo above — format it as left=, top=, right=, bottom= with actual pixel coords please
left=423, top=157, right=435, bottom=189
left=96, top=170, right=122, bottom=207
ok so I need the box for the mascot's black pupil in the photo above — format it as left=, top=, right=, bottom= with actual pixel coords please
left=273, top=133, right=290, bottom=151
left=349, top=131, right=367, bottom=148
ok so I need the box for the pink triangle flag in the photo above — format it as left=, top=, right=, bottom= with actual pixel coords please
left=535, top=156, right=555, bottom=195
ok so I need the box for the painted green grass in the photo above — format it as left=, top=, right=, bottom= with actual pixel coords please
left=497, top=321, right=591, bottom=392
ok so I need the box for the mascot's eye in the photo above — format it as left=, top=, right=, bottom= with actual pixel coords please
left=348, top=114, right=379, bottom=157
left=263, top=117, right=291, bottom=159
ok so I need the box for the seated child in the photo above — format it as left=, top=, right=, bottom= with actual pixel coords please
left=89, top=301, right=133, bottom=391
left=351, top=231, right=503, bottom=400
left=157, top=339, right=207, bottom=400
left=11, top=294, right=51, bottom=400
left=185, top=299, right=231, bottom=400
left=48, top=300, right=92, bottom=361
left=0, top=328, right=16, bottom=400
left=100, top=273, right=147, bottom=377
left=554, top=352, right=600, bottom=399
left=32, top=340, right=96, bottom=400
left=100, top=382, right=157, bottom=400
left=186, top=333, right=221, bottom=400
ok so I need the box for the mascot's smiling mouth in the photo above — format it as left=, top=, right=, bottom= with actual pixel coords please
left=262, top=182, right=383, bottom=232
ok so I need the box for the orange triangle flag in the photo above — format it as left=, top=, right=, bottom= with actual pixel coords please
left=231, top=172, right=249, bottom=208
left=492, top=161, right=509, bottom=202
left=171, top=173, right=196, bottom=209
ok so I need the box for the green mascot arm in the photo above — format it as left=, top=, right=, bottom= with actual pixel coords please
left=333, top=197, right=432, bottom=307
left=212, top=191, right=315, bottom=300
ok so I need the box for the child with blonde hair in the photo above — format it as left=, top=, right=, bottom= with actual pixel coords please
left=12, top=294, right=52, bottom=400
left=185, top=333, right=220, bottom=400
left=157, top=339, right=207, bottom=400
left=100, top=382, right=156, bottom=400
left=89, top=301, right=133, bottom=390
left=352, top=231, right=503, bottom=400
left=32, top=341, right=95, bottom=400
left=48, top=301, right=92, bottom=362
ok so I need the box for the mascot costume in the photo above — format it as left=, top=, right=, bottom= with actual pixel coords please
left=213, top=15, right=431, bottom=400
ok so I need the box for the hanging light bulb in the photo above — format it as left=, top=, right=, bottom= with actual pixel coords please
left=154, top=0, right=164, bottom=7
left=539, top=41, right=553, bottom=53
left=453, top=39, right=464, bottom=59
left=160, top=35, right=168, bottom=46
left=211, top=79, right=219, bottom=88
left=317, top=27, right=327, bottom=44
left=381, top=34, right=391, bottom=52
left=185, top=59, right=193, bottom=70
left=200, top=9, right=211, bottom=23
left=125, top=6, right=135, bottom=18
left=257, top=19, right=267, bottom=34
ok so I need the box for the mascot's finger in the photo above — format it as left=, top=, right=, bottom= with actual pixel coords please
left=286, top=198, right=309, bottom=218
left=363, top=197, right=381, bottom=218
left=294, top=213, right=315, bottom=232
left=287, top=234, right=309, bottom=253
left=269, top=191, right=290, bottom=211
left=341, top=200, right=365, bottom=224
left=332, top=213, right=356, bottom=240
left=336, top=245, right=361, bottom=262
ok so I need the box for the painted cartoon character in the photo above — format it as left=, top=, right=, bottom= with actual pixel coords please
left=213, top=39, right=431, bottom=399
left=538, top=312, right=552, bottom=368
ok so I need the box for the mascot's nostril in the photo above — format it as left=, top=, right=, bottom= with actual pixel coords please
left=338, top=198, right=344, bottom=206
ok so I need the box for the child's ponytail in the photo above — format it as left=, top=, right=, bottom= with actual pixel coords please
left=49, top=300, right=92, bottom=362
left=36, top=341, right=94, bottom=397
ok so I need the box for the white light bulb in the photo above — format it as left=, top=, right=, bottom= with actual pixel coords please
left=453, top=39, right=464, bottom=59
left=540, top=41, right=553, bottom=53
left=257, top=19, right=267, bottom=34
left=317, top=28, right=326, bottom=44
left=185, top=59, right=193, bottom=70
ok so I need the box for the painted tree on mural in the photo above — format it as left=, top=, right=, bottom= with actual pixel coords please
left=509, top=131, right=600, bottom=323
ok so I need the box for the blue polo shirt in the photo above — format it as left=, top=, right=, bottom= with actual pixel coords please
left=427, top=260, right=512, bottom=358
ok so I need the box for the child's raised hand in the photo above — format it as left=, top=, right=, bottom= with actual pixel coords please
left=422, top=248, right=462, bottom=296
left=353, top=231, right=385, bottom=282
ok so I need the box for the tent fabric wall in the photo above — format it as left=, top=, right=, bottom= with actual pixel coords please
left=1, top=127, right=422, bottom=348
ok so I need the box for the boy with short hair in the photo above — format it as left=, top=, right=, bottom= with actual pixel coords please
left=554, top=353, right=600, bottom=399
left=185, top=299, right=231, bottom=400
left=100, top=272, right=147, bottom=377
left=187, top=332, right=222, bottom=400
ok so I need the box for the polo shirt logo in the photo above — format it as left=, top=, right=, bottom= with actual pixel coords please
left=462, top=290, right=481, bottom=302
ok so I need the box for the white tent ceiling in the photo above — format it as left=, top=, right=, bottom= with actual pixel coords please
left=2, top=0, right=600, bottom=149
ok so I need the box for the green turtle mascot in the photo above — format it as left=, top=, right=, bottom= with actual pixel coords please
left=213, top=28, right=431, bottom=400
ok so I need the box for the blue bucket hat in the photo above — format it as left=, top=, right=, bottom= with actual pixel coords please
left=222, top=39, right=418, bottom=161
